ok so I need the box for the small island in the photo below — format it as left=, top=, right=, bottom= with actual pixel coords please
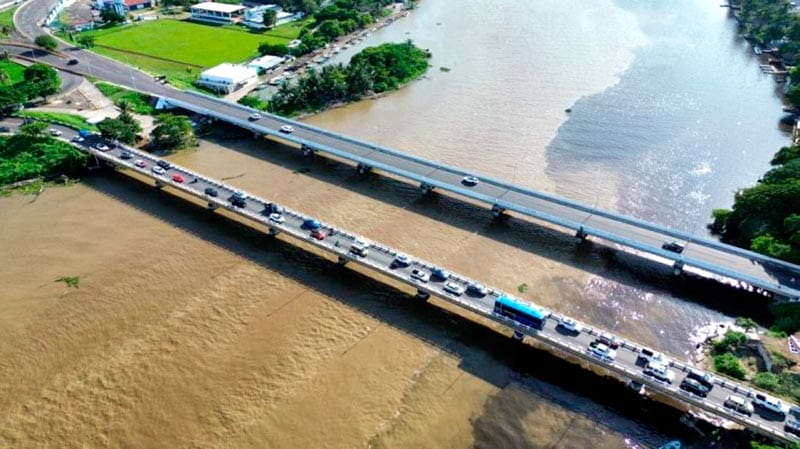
left=243, top=41, right=431, bottom=117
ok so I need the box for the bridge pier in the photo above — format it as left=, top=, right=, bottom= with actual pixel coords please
left=253, top=131, right=261, bottom=139
left=301, top=144, right=315, bottom=157
left=491, top=204, right=506, bottom=218
left=672, top=261, right=684, bottom=276
left=415, top=289, right=430, bottom=301
left=154, top=180, right=165, bottom=189
left=512, top=330, right=525, bottom=341
left=337, top=256, right=348, bottom=265
left=420, top=182, right=435, bottom=194
left=207, top=202, right=218, bottom=211
left=575, top=226, right=588, bottom=243
left=268, top=227, right=280, bottom=236
left=356, top=163, right=372, bottom=175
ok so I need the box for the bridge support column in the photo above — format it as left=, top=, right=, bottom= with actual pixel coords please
left=512, top=330, right=525, bottom=341
left=415, top=290, right=430, bottom=301
left=268, top=227, right=280, bottom=236
left=420, top=182, right=434, bottom=194
left=253, top=131, right=261, bottom=139
left=207, top=203, right=218, bottom=211
left=491, top=204, right=506, bottom=218
left=672, top=261, right=684, bottom=276
left=155, top=180, right=165, bottom=189
left=338, top=256, right=348, bottom=265
left=356, top=163, right=372, bottom=175
left=301, top=144, right=315, bottom=157
left=575, top=226, right=588, bottom=243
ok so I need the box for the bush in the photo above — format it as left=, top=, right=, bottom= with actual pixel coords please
left=713, top=353, right=747, bottom=380
left=770, top=302, right=800, bottom=335
left=735, top=317, right=759, bottom=331
left=753, top=372, right=781, bottom=391
left=711, top=331, right=747, bottom=355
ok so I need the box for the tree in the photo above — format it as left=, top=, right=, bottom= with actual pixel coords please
left=22, top=63, right=60, bottom=101
left=34, top=34, right=58, bottom=52
left=150, top=114, right=196, bottom=150
left=262, top=9, right=277, bottom=27
left=76, top=35, right=95, bottom=49
left=97, top=113, right=140, bottom=145
left=100, top=7, right=125, bottom=25
left=258, top=42, right=289, bottom=56
left=0, top=86, right=23, bottom=116
left=0, top=70, right=10, bottom=86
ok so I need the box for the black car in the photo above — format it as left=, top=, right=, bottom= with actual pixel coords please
left=662, top=241, right=685, bottom=254
left=785, top=418, right=800, bottom=436
left=0, top=126, right=10, bottom=133
left=685, top=369, right=714, bottom=391
left=120, top=150, right=133, bottom=159
left=67, top=59, right=79, bottom=65
left=157, top=160, right=171, bottom=170
left=679, top=378, right=710, bottom=398
left=261, top=202, right=284, bottom=216
left=204, top=187, right=218, bottom=197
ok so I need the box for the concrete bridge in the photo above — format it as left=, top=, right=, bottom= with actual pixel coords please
left=31, top=121, right=796, bottom=445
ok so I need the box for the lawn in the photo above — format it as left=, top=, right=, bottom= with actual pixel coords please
left=84, top=19, right=296, bottom=68
left=16, top=111, right=99, bottom=132
left=95, top=82, right=155, bottom=115
left=0, top=60, right=26, bottom=85
left=0, top=7, right=16, bottom=37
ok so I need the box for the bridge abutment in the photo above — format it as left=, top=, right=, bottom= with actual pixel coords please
left=268, top=227, right=280, bottom=236
left=420, top=182, right=435, bottom=194
left=415, top=289, right=430, bottom=301
left=207, top=202, right=218, bottom=211
left=575, top=226, right=588, bottom=242
left=512, top=330, right=525, bottom=341
left=154, top=180, right=165, bottom=189
left=337, top=256, right=348, bottom=265
left=301, top=144, right=316, bottom=157
left=672, top=261, right=684, bottom=276
left=356, top=163, right=372, bottom=175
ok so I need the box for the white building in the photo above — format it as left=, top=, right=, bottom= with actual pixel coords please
left=190, top=2, right=246, bottom=24
left=197, top=63, right=257, bottom=93
left=243, top=4, right=299, bottom=29
left=247, top=55, right=284, bottom=73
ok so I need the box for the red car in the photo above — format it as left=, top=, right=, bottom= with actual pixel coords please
left=310, top=229, right=326, bottom=240
left=172, top=174, right=185, bottom=183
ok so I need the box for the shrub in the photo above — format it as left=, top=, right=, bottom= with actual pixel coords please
left=713, top=353, right=747, bottom=380
left=711, top=331, right=747, bottom=355
left=753, top=372, right=780, bottom=391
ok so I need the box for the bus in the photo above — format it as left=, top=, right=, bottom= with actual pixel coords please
left=494, top=296, right=548, bottom=331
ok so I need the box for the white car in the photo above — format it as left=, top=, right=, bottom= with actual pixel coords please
left=392, top=254, right=411, bottom=268
left=49, top=128, right=62, bottom=136
left=558, top=317, right=583, bottom=334
left=268, top=213, right=284, bottom=224
left=443, top=281, right=465, bottom=296
left=410, top=269, right=429, bottom=283
left=724, top=394, right=754, bottom=416
left=134, top=159, right=147, bottom=168
left=280, top=125, right=295, bottom=133
left=350, top=242, right=368, bottom=257
left=249, top=112, right=262, bottom=121
left=461, top=175, right=479, bottom=186
left=71, top=135, right=84, bottom=143
left=587, top=343, right=616, bottom=362
left=152, top=166, right=166, bottom=175
left=644, top=361, right=675, bottom=384
left=95, top=143, right=110, bottom=151
left=753, top=393, right=789, bottom=415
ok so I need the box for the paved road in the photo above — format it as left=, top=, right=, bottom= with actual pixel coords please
left=10, top=0, right=800, bottom=300
left=14, top=118, right=795, bottom=444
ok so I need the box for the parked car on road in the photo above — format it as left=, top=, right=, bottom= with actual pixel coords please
left=49, top=128, right=62, bottom=136
left=587, top=343, right=616, bottom=362
left=753, top=393, right=788, bottom=416
left=152, top=166, right=166, bottom=175
left=249, top=112, right=262, bottom=121
left=120, top=150, right=133, bottom=159
left=431, top=267, right=450, bottom=281
left=171, top=174, right=184, bottom=183
left=134, top=159, right=147, bottom=168
left=95, top=143, right=110, bottom=151
left=302, top=218, right=321, bottom=230
left=269, top=213, right=284, bottom=224
left=679, top=378, right=710, bottom=397
left=410, top=269, right=429, bottom=283
left=466, top=282, right=488, bottom=297
left=391, top=254, right=411, bottom=268
left=557, top=317, right=583, bottom=334
left=724, top=395, right=754, bottom=416
left=204, top=187, right=218, bottom=197
left=310, top=229, right=326, bottom=240
left=280, top=125, right=295, bottom=133
left=157, top=160, right=171, bottom=170
left=461, top=176, right=479, bottom=186
left=644, top=361, right=675, bottom=384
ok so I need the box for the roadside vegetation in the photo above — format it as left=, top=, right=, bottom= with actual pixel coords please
left=257, top=41, right=429, bottom=116
left=0, top=121, right=87, bottom=186
left=16, top=111, right=98, bottom=131
left=150, top=114, right=196, bottom=151
left=94, top=82, right=154, bottom=114
left=0, top=6, right=16, bottom=37
left=0, top=60, right=26, bottom=86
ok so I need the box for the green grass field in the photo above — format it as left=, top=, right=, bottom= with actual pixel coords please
left=82, top=19, right=304, bottom=89
left=0, top=7, right=16, bottom=37
left=16, top=111, right=99, bottom=132
left=0, top=60, right=25, bottom=85
left=95, top=82, right=155, bottom=115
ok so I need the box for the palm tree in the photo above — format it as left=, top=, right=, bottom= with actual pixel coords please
left=118, top=99, right=131, bottom=113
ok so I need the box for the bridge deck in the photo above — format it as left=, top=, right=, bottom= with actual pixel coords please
left=160, top=92, right=800, bottom=300
left=44, top=122, right=798, bottom=445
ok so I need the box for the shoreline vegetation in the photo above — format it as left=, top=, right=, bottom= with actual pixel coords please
left=242, top=41, right=430, bottom=117
left=711, top=0, right=800, bottom=266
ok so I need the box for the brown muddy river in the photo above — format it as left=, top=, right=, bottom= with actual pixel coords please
left=0, top=0, right=791, bottom=447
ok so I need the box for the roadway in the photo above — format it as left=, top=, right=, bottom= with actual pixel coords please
left=8, top=0, right=800, bottom=299
left=16, top=119, right=797, bottom=444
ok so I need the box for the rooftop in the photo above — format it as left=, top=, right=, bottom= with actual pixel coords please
left=190, top=2, right=246, bottom=13
left=201, top=63, right=257, bottom=81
